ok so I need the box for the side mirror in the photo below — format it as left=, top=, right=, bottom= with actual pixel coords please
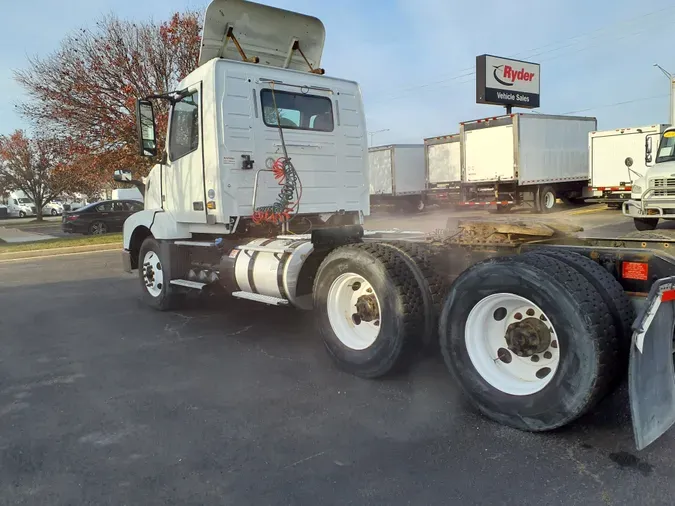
left=135, top=99, right=157, bottom=157
left=646, top=135, right=653, bottom=164
left=625, top=157, right=634, bottom=168
left=113, top=169, right=132, bottom=182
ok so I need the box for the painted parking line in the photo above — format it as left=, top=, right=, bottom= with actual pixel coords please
left=564, top=206, right=610, bottom=216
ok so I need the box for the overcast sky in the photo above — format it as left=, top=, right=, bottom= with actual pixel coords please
left=2, top=0, right=675, bottom=145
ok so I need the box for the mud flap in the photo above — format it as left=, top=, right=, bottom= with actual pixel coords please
left=630, top=277, right=675, bottom=450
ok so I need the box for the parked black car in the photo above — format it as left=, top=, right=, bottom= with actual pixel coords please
left=62, top=199, right=144, bottom=235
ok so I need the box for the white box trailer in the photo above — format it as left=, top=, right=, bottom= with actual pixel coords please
left=424, top=134, right=461, bottom=205
left=369, top=144, right=426, bottom=211
left=112, top=187, right=144, bottom=202
left=459, top=113, right=596, bottom=212
left=588, top=124, right=668, bottom=205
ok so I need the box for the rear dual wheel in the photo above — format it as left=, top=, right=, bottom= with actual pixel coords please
left=313, top=243, right=427, bottom=378
left=439, top=252, right=623, bottom=431
left=535, top=185, right=557, bottom=213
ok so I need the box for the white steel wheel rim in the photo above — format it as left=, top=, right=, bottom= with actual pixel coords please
left=326, top=273, right=381, bottom=350
left=465, top=293, right=560, bottom=396
left=544, top=192, right=555, bottom=209
left=417, top=200, right=425, bottom=211
left=142, top=250, right=164, bottom=298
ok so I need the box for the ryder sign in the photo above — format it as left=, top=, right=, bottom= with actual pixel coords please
left=476, top=54, right=540, bottom=108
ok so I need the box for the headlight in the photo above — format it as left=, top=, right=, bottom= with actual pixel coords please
left=632, top=185, right=642, bottom=194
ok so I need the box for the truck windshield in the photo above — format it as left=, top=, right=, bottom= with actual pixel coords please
left=656, top=134, right=675, bottom=163
left=18, top=198, right=33, bottom=204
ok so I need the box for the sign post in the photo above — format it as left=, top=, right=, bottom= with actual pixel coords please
left=476, top=54, right=540, bottom=113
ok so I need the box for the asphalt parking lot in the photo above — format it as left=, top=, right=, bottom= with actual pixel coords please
left=2, top=208, right=675, bottom=505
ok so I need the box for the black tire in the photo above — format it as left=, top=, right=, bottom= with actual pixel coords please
left=537, top=185, right=557, bottom=214
left=19, top=211, right=25, bottom=218
left=527, top=248, right=633, bottom=362
left=633, top=218, right=659, bottom=231
left=138, top=237, right=184, bottom=311
left=89, top=220, right=108, bottom=235
left=313, top=242, right=424, bottom=378
left=439, top=254, right=619, bottom=431
left=378, top=241, right=451, bottom=350
left=51, top=208, right=57, bottom=216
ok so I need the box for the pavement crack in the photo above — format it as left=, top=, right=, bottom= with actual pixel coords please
left=566, top=447, right=612, bottom=505
left=283, top=451, right=325, bottom=469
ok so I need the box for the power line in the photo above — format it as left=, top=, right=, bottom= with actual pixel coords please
left=370, top=16, right=675, bottom=105
left=368, top=4, right=675, bottom=104
left=560, top=94, right=668, bottom=115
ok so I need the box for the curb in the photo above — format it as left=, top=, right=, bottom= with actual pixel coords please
left=0, top=243, right=121, bottom=261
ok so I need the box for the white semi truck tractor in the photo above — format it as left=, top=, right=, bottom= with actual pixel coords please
left=119, top=0, right=675, bottom=449
left=623, top=128, right=675, bottom=230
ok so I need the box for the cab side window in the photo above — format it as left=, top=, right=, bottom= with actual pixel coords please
left=169, top=91, right=200, bottom=160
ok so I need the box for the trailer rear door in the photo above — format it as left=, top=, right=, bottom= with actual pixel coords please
left=369, top=147, right=393, bottom=195
left=464, top=125, right=515, bottom=183
left=427, top=139, right=461, bottom=184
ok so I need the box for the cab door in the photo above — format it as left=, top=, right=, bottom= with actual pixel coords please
left=164, top=84, right=207, bottom=223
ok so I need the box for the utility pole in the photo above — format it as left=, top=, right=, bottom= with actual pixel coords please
left=654, top=63, right=675, bottom=125
left=368, top=129, right=390, bottom=146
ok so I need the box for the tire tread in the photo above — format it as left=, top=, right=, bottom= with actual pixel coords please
left=514, top=254, right=620, bottom=422
left=314, top=242, right=425, bottom=377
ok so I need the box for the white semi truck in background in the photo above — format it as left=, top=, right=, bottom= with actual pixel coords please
left=423, top=134, right=461, bottom=206
left=459, top=114, right=596, bottom=212
left=368, top=144, right=426, bottom=212
left=623, top=127, right=675, bottom=230
left=117, top=0, right=675, bottom=449
left=588, top=125, right=667, bottom=207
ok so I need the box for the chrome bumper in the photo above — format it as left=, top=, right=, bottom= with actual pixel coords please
left=622, top=185, right=675, bottom=218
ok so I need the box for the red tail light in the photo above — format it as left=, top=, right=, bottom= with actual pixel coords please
left=66, top=215, right=79, bottom=221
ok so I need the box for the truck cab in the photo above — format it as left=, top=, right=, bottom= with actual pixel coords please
left=623, top=127, right=675, bottom=230
left=121, top=0, right=368, bottom=261
left=5, top=193, right=36, bottom=218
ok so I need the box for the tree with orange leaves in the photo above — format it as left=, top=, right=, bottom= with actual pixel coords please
left=14, top=11, right=201, bottom=181
left=0, top=130, right=94, bottom=221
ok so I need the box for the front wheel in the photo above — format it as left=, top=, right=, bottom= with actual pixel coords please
left=19, top=211, right=25, bottom=218
left=138, top=237, right=184, bottom=311
left=634, top=218, right=658, bottom=231
left=313, top=243, right=424, bottom=378
left=51, top=208, right=58, bottom=216
left=439, top=254, right=619, bottom=431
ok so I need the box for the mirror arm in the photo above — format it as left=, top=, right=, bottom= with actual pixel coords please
left=127, top=179, right=146, bottom=197
left=144, top=89, right=190, bottom=104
